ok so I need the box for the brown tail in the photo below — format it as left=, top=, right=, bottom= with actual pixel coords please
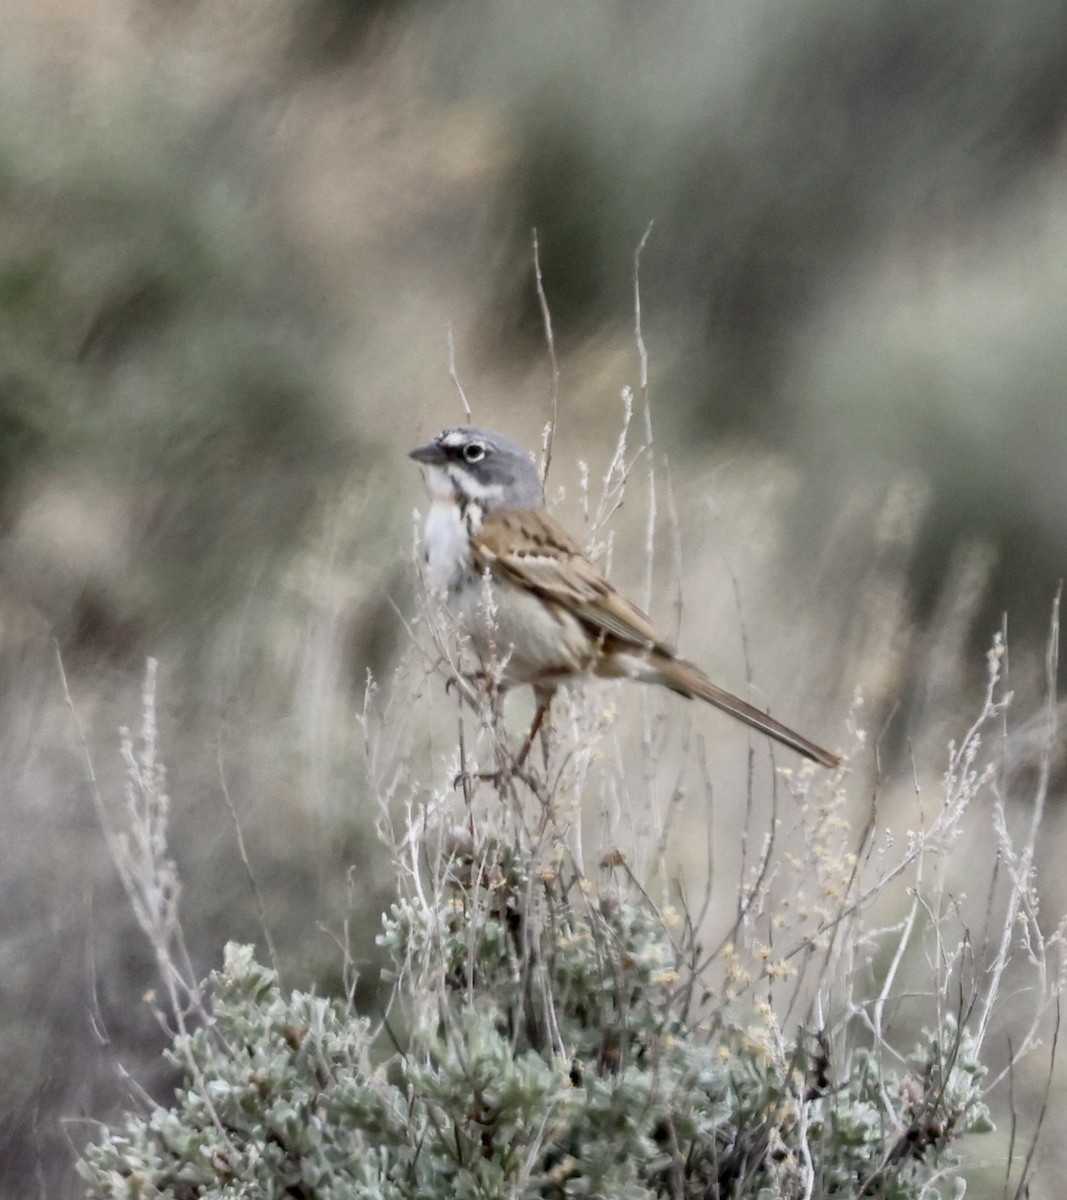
left=648, top=652, right=840, bottom=768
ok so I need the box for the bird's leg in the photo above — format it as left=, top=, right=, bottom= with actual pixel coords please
left=513, top=695, right=551, bottom=770
left=452, top=692, right=552, bottom=792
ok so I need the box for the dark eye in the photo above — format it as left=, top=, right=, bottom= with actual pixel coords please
left=463, top=442, right=486, bottom=463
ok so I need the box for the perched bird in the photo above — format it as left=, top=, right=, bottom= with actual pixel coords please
left=410, top=426, right=839, bottom=768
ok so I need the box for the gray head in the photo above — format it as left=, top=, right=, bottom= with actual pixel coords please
left=409, top=427, right=545, bottom=511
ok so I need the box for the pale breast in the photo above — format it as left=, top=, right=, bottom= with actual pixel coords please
left=422, top=500, right=593, bottom=688
left=475, top=578, right=594, bottom=686
left=422, top=500, right=472, bottom=594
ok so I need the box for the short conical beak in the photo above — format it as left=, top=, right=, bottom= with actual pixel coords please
left=409, top=441, right=447, bottom=466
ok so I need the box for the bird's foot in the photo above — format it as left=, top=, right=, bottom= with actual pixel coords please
left=445, top=669, right=493, bottom=693
left=452, top=763, right=539, bottom=792
left=452, top=767, right=498, bottom=789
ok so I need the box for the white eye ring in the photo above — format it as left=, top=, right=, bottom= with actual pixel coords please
left=463, top=442, right=486, bottom=463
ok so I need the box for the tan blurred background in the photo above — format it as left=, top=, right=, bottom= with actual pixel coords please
left=2, top=0, right=1066, bottom=1193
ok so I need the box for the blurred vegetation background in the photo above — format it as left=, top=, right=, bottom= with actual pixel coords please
left=3, top=0, right=1067, bottom=1194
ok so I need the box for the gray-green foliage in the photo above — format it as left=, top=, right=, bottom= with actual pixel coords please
left=0, top=61, right=355, bottom=655
left=79, top=840, right=992, bottom=1199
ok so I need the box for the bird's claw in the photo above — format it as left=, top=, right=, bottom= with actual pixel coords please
left=445, top=671, right=490, bottom=700
left=452, top=765, right=541, bottom=792
left=453, top=768, right=501, bottom=790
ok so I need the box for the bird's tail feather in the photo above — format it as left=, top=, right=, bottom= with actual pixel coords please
left=647, top=652, right=840, bottom=769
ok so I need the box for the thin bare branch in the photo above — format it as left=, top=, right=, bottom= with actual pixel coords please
left=532, top=229, right=560, bottom=486
left=447, top=322, right=473, bottom=422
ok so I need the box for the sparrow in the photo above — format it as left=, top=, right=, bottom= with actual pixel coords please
left=409, top=426, right=840, bottom=768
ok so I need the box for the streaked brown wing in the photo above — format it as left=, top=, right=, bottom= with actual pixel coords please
left=474, top=508, right=672, bottom=653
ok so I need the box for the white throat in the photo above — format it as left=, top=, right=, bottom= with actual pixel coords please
left=422, top=499, right=472, bottom=594
left=423, top=464, right=456, bottom=501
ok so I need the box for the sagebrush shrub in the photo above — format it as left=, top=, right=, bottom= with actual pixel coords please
left=79, top=833, right=992, bottom=1199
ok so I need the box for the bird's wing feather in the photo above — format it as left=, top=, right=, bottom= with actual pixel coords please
left=473, top=509, right=840, bottom=768
left=474, top=509, right=672, bottom=652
